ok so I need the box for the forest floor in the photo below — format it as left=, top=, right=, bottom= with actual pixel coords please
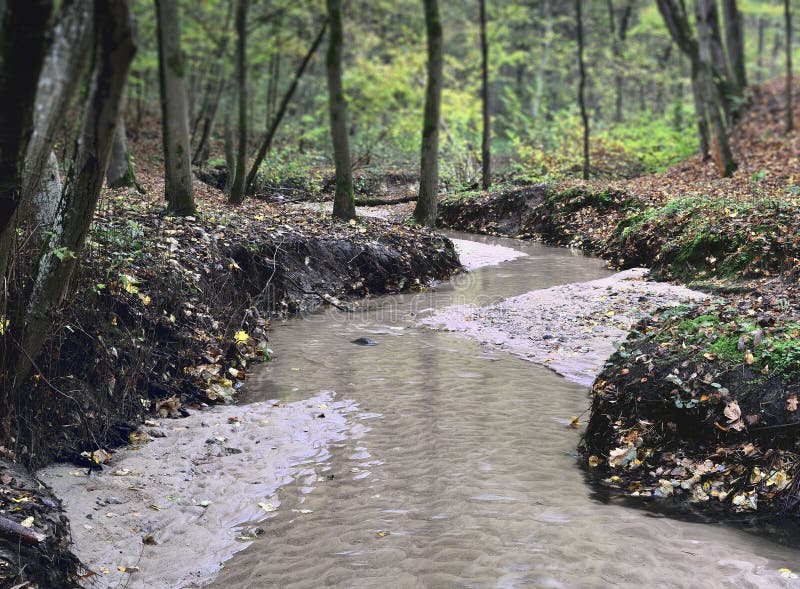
left=438, top=79, right=800, bottom=523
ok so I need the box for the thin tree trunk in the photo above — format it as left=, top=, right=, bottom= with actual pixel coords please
left=479, top=0, right=490, bottom=191
left=413, top=0, right=443, bottom=227
left=246, top=20, right=327, bottom=196
left=155, top=0, right=195, bottom=215
left=576, top=0, right=590, bottom=180
left=531, top=0, right=552, bottom=122
left=0, top=0, right=54, bottom=288
left=229, top=0, right=249, bottom=205
left=756, top=17, right=766, bottom=84
left=11, top=0, right=136, bottom=394
left=107, top=113, right=138, bottom=189
left=192, top=69, right=225, bottom=168
left=690, top=61, right=711, bottom=157
left=786, top=0, right=793, bottom=133
left=224, top=90, right=235, bottom=194
left=326, top=0, right=356, bottom=220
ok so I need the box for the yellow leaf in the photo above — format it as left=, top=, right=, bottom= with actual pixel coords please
left=20, top=516, right=34, bottom=528
left=234, top=330, right=250, bottom=343
left=569, top=416, right=580, bottom=428
left=745, top=352, right=755, bottom=365
left=588, top=455, right=601, bottom=468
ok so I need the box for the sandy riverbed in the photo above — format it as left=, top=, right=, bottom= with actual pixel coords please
left=421, top=268, right=708, bottom=386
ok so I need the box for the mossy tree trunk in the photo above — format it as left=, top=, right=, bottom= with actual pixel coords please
left=229, top=0, right=249, bottom=205
left=721, top=0, right=746, bottom=97
left=155, top=0, right=195, bottom=215
left=414, top=0, right=443, bottom=227
left=326, top=0, right=356, bottom=221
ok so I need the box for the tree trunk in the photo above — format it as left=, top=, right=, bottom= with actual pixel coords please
left=695, top=0, right=736, bottom=177
left=695, top=0, right=734, bottom=120
left=224, top=90, right=235, bottom=194
left=246, top=20, right=327, bottom=196
left=756, top=17, right=766, bottom=84
left=576, top=0, right=590, bottom=180
left=414, top=0, right=443, bottom=227
left=721, top=0, right=746, bottom=95
left=690, top=61, right=711, bottom=158
left=786, top=0, right=793, bottom=134
left=326, top=0, right=356, bottom=221
left=479, top=0, right=490, bottom=191
left=107, top=113, right=138, bottom=189
left=11, top=0, right=136, bottom=394
left=155, top=0, right=195, bottom=215
left=531, top=0, right=552, bottom=122
left=657, top=0, right=710, bottom=158
left=192, top=69, right=225, bottom=168
left=229, top=0, right=249, bottom=205
left=31, top=151, right=61, bottom=227
left=0, top=0, right=54, bottom=288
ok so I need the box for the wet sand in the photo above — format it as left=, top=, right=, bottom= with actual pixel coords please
left=421, top=268, right=707, bottom=386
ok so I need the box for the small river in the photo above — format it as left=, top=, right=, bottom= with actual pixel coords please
left=203, top=233, right=800, bottom=589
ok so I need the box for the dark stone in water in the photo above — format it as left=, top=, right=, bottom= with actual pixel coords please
left=352, top=337, right=378, bottom=346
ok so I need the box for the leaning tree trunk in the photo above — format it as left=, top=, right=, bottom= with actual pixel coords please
left=229, top=0, right=249, bottom=205
left=413, top=0, right=443, bottom=227
left=479, top=0, right=490, bottom=191
left=0, top=0, right=54, bottom=289
left=246, top=20, right=327, bottom=196
left=107, top=113, right=138, bottom=189
left=155, top=0, right=195, bottom=215
left=576, top=0, right=590, bottom=180
left=11, top=0, right=137, bottom=395
left=786, top=0, right=793, bottom=134
left=326, top=0, right=356, bottom=220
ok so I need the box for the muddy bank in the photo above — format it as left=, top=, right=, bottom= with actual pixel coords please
left=422, top=268, right=706, bottom=386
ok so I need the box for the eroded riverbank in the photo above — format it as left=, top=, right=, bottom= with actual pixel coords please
left=41, top=234, right=800, bottom=588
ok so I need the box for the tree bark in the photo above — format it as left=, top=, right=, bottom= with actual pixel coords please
left=155, top=0, right=195, bottom=215
left=413, top=0, right=443, bottom=227
left=695, top=0, right=736, bottom=177
left=576, top=0, right=590, bottom=181
left=107, top=113, right=138, bottom=189
left=786, top=0, right=793, bottom=134
left=31, top=151, right=61, bottom=227
left=479, top=0, right=490, bottom=191
left=721, top=0, right=746, bottom=95
left=326, top=0, right=356, bottom=220
left=0, top=0, right=54, bottom=288
left=224, top=90, right=235, bottom=194
left=12, top=0, right=136, bottom=394
left=246, top=20, right=327, bottom=196
left=229, top=0, right=249, bottom=205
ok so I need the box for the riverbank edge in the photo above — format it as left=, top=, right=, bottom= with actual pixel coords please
left=437, top=182, right=800, bottom=524
left=0, top=191, right=461, bottom=589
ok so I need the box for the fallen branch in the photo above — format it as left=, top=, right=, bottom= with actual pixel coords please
left=0, top=515, right=43, bottom=546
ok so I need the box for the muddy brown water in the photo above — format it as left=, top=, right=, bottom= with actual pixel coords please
left=201, top=233, right=798, bottom=589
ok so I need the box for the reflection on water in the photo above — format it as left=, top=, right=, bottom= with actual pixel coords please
left=207, top=234, right=798, bottom=589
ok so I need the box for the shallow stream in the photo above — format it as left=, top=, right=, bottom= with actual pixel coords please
left=202, top=233, right=800, bottom=589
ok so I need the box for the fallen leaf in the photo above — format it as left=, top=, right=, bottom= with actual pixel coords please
left=787, top=394, right=798, bottom=412
left=724, top=400, right=742, bottom=422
